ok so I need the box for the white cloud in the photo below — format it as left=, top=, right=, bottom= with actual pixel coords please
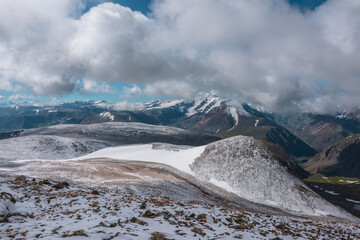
left=0, top=0, right=79, bottom=95
left=148, top=0, right=360, bottom=112
left=0, top=95, right=4, bottom=101
left=9, top=94, right=33, bottom=101
left=143, top=81, right=197, bottom=100
left=0, top=0, right=360, bottom=112
left=112, top=101, right=144, bottom=111
left=81, top=79, right=112, bottom=93
left=123, top=84, right=142, bottom=96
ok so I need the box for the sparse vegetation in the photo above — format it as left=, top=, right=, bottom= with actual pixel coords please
left=1, top=173, right=359, bottom=239
left=304, top=174, right=360, bottom=185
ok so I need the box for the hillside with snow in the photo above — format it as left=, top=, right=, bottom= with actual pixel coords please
left=0, top=122, right=219, bottom=163
left=71, top=136, right=354, bottom=220
left=3, top=135, right=356, bottom=222
left=190, top=137, right=346, bottom=217
left=0, top=135, right=107, bottom=161
left=1, top=173, right=359, bottom=239
left=1, top=131, right=359, bottom=239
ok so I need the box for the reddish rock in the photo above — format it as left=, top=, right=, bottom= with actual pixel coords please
left=52, top=183, right=66, bottom=189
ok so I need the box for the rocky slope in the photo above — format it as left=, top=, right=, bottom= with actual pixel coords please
left=1, top=174, right=359, bottom=240
left=189, top=136, right=349, bottom=218
left=304, top=134, right=360, bottom=178
left=274, top=111, right=360, bottom=151
left=265, top=126, right=317, bottom=157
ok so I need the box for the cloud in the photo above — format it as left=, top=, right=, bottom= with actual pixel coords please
left=0, top=0, right=360, bottom=113
left=143, top=81, right=197, bottom=100
left=9, top=94, right=33, bottom=101
left=112, top=101, right=144, bottom=111
left=123, top=84, right=143, bottom=96
left=0, top=95, right=4, bottom=101
left=80, top=79, right=113, bottom=93
left=0, top=0, right=79, bottom=95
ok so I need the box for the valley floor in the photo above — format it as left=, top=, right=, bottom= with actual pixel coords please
left=1, top=174, right=359, bottom=240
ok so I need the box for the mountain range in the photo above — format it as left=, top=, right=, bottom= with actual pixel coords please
left=1, top=95, right=359, bottom=159
left=1, top=96, right=360, bottom=238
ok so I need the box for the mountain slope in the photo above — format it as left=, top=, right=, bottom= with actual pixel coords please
left=304, top=134, right=360, bottom=178
left=265, top=126, right=317, bottom=157
left=72, top=136, right=352, bottom=220
left=274, top=111, right=360, bottom=151
left=19, top=122, right=220, bottom=146
left=0, top=135, right=107, bottom=161
left=190, top=136, right=346, bottom=217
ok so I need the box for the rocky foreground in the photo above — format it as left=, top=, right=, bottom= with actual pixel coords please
left=1, top=174, right=359, bottom=240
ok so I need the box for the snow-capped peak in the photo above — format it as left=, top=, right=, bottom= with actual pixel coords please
left=99, top=112, right=114, bottom=121
left=94, top=100, right=108, bottom=104
left=336, top=110, right=349, bottom=119
left=144, top=99, right=185, bottom=110
left=186, top=94, right=224, bottom=117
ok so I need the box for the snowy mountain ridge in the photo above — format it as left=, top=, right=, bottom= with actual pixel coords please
left=0, top=94, right=251, bottom=119
left=1, top=95, right=359, bottom=158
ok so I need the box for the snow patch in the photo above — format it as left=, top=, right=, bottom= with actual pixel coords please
left=99, top=112, right=115, bottom=121
left=225, top=100, right=250, bottom=116
left=346, top=198, right=360, bottom=204
left=227, top=107, right=239, bottom=131
left=336, top=111, right=349, bottom=119
left=325, top=190, right=340, bottom=196
left=77, top=143, right=206, bottom=174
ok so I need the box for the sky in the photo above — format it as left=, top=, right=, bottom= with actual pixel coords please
left=0, top=0, right=359, bottom=114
